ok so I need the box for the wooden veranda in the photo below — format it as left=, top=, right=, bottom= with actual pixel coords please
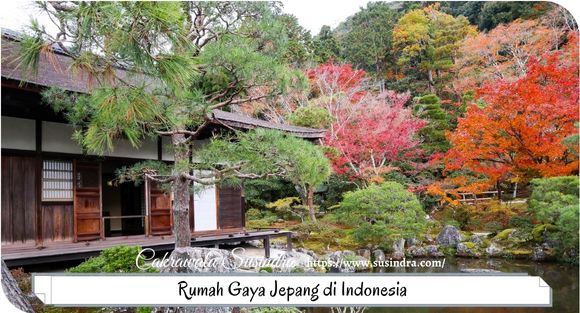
left=1, top=229, right=292, bottom=267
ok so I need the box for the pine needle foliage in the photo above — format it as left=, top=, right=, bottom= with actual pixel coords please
left=18, top=1, right=325, bottom=246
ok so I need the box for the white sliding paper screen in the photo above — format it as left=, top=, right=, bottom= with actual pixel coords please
left=193, top=183, right=217, bottom=231
left=42, top=160, right=74, bottom=201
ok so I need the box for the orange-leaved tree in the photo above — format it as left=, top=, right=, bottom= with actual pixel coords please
left=429, top=33, right=579, bottom=204
left=449, top=7, right=575, bottom=99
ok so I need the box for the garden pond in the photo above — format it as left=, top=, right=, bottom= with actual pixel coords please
left=311, top=257, right=578, bottom=313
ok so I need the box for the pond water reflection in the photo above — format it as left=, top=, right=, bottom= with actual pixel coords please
left=311, top=258, right=578, bottom=313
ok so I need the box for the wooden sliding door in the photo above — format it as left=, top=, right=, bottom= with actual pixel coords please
left=146, top=178, right=172, bottom=235
left=218, top=186, right=244, bottom=229
left=73, top=161, right=102, bottom=241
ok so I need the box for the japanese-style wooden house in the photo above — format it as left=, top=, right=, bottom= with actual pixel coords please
left=0, top=29, right=324, bottom=265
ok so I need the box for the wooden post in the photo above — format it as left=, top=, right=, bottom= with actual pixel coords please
left=144, top=215, right=150, bottom=237
left=264, top=236, right=271, bottom=259
left=100, top=217, right=105, bottom=240
left=72, top=159, right=77, bottom=243
left=98, top=162, right=103, bottom=240
left=35, top=119, right=43, bottom=247
left=286, top=232, right=293, bottom=252
left=144, top=178, right=150, bottom=237
left=157, top=136, right=163, bottom=161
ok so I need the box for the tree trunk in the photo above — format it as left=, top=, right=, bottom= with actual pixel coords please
left=1, top=260, right=34, bottom=313
left=172, top=133, right=192, bottom=248
left=307, top=186, right=316, bottom=223
left=427, top=69, right=435, bottom=93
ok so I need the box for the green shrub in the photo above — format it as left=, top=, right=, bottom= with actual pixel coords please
left=243, top=178, right=299, bottom=210
left=349, top=223, right=392, bottom=248
left=425, top=219, right=443, bottom=235
left=532, top=224, right=559, bottom=243
left=246, top=219, right=273, bottom=230
left=317, top=175, right=357, bottom=211
left=68, top=245, right=156, bottom=273
left=433, top=205, right=471, bottom=229
left=292, top=221, right=324, bottom=245
left=557, top=205, right=579, bottom=260
left=342, top=254, right=359, bottom=262
left=509, top=216, right=533, bottom=230
left=260, top=266, right=273, bottom=273
left=246, top=208, right=263, bottom=220
left=319, top=212, right=339, bottom=223
left=291, top=266, right=306, bottom=273
left=336, top=235, right=359, bottom=251
left=312, top=226, right=343, bottom=251
left=494, top=229, right=515, bottom=241
left=443, top=219, right=461, bottom=229
left=483, top=221, right=504, bottom=233
left=529, top=176, right=579, bottom=224
left=262, top=210, right=280, bottom=224
left=463, top=242, right=476, bottom=249
left=529, top=176, right=579, bottom=261
left=287, top=105, right=334, bottom=129
left=266, top=197, right=308, bottom=222
left=436, top=200, right=527, bottom=231
left=338, top=182, right=426, bottom=248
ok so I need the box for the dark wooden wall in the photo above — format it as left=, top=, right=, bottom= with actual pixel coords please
left=1, top=156, right=37, bottom=243
left=218, top=187, right=244, bottom=229
left=41, top=203, right=73, bottom=241
left=1, top=154, right=247, bottom=244
left=2, top=154, right=74, bottom=244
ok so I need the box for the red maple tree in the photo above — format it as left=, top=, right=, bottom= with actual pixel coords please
left=324, top=90, right=426, bottom=184
left=300, top=62, right=427, bottom=184
left=430, top=33, right=579, bottom=201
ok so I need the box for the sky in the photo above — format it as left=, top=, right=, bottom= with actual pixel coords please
left=0, top=0, right=370, bottom=36
left=282, top=0, right=369, bottom=34
left=2, top=1, right=579, bottom=36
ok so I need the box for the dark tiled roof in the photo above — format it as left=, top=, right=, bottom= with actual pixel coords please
left=209, top=109, right=325, bottom=139
left=2, top=30, right=93, bottom=93
left=1, top=29, right=325, bottom=139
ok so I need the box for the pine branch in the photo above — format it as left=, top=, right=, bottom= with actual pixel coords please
left=209, top=93, right=273, bottom=110
left=144, top=174, right=176, bottom=184
left=155, top=120, right=210, bottom=139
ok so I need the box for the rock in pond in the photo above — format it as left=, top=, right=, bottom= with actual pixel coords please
left=357, top=249, right=371, bottom=259
left=470, top=235, right=483, bottom=245
left=437, top=225, right=462, bottom=247
left=277, top=251, right=316, bottom=272
left=460, top=268, right=501, bottom=273
left=485, top=244, right=503, bottom=257
left=407, top=237, right=420, bottom=246
left=392, top=238, right=406, bottom=260
left=322, top=250, right=370, bottom=273
left=373, top=249, right=386, bottom=262
left=425, top=245, right=445, bottom=257
left=532, top=246, right=546, bottom=262
left=407, top=246, right=427, bottom=257
left=456, top=242, right=480, bottom=257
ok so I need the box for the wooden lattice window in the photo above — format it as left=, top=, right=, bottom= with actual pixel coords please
left=42, top=160, right=73, bottom=201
